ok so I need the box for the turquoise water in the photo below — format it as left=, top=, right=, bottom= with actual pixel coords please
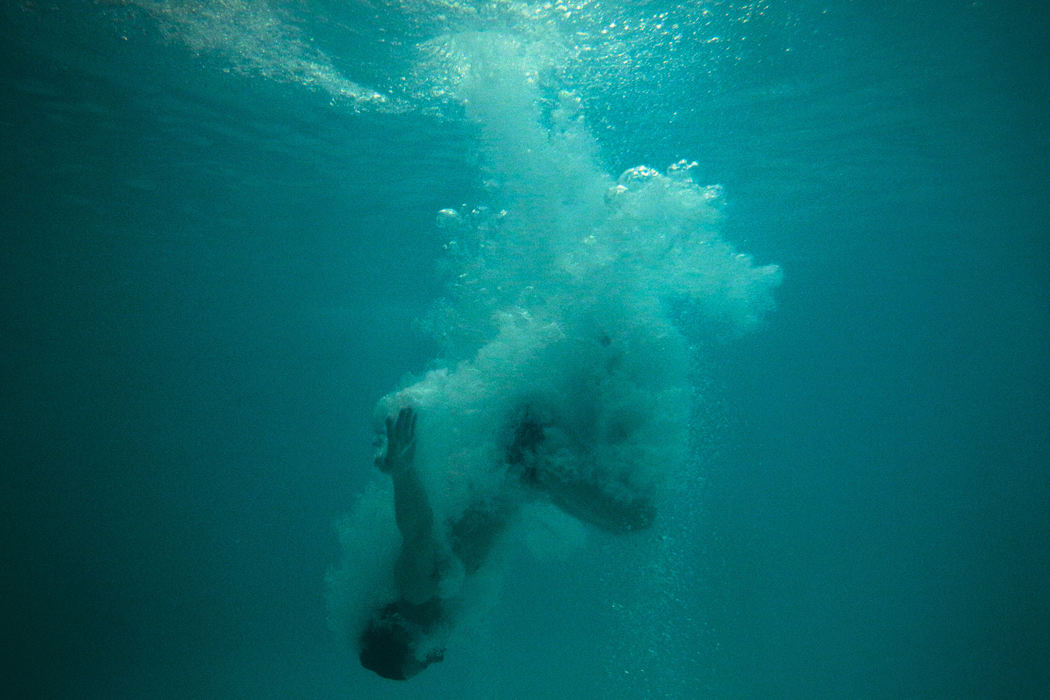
left=2, top=1, right=1047, bottom=698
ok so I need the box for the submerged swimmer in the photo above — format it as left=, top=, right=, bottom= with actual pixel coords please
left=358, top=406, right=655, bottom=680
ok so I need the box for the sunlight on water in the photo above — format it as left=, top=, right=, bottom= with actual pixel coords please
left=121, top=0, right=398, bottom=110
left=115, top=0, right=785, bottom=114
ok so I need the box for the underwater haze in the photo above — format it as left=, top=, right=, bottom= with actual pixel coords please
left=2, top=1, right=1048, bottom=698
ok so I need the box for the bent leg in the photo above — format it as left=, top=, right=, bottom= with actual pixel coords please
left=507, top=410, right=656, bottom=533
left=536, top=469, right=656, bottom=533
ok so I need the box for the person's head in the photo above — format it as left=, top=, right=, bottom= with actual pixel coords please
left=358, top=606, right=444, bottom=680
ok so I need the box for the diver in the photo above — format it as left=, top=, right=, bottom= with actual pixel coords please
left=358, top=406, right=656, bottom=680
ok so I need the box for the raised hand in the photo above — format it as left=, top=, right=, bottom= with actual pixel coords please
left=379, top=406, right=417, bottom=474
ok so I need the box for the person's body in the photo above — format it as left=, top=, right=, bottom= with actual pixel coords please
left=358, top=405, right=655, bottom=680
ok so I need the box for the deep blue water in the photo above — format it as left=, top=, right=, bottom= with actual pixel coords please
left=2, top=1, right=1048, bottom=698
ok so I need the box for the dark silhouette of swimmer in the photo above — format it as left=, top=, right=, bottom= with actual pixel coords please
left=358, top=406, right=655, bottom=680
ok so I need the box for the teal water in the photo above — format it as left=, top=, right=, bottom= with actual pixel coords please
left=2, top=2, right=1047, bottom=698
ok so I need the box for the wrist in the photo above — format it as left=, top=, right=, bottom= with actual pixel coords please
left=383, top=455, right=412, bottom=474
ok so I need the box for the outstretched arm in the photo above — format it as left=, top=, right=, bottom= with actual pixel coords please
left=379, top=407, right=442, bottom=604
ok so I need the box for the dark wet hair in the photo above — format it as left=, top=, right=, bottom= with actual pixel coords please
left=359, top=599, right=445, bottom=680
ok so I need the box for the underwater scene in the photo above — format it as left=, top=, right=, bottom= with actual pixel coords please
left=2, top=1, right=1047, bottom=698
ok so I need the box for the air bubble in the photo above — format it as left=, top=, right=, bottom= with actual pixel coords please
left=436, top=208, right=463, bottom=229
